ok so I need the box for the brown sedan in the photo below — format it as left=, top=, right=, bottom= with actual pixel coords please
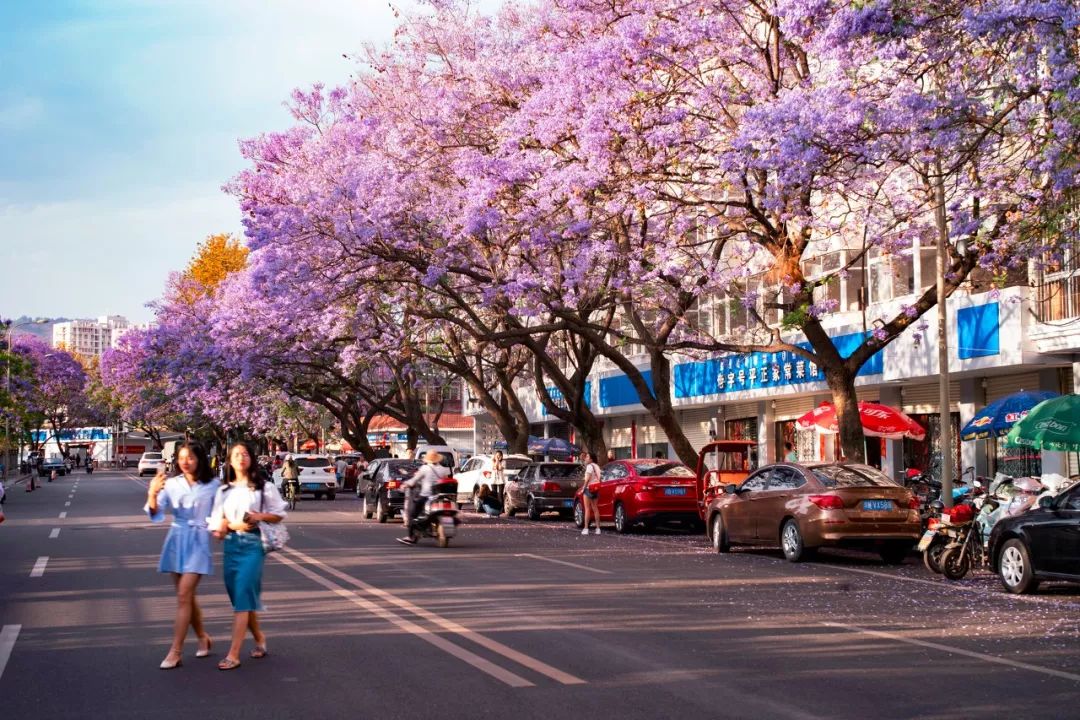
left=704, top=462, right=921, bottom=564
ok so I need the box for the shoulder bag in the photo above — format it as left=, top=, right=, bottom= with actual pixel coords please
left=259, top=489, right=290, bottom=553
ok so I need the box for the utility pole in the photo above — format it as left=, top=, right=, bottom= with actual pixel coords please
left=934, top=166, right=954, bottom=508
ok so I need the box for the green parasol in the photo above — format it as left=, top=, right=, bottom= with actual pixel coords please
left=1005, top=395, right=1080, bottom=453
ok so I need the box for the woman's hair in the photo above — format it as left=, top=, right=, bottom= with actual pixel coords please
left=479, top=483, right=492, bottom=496
left=493, top=451, right=503, bottom=460
left=177, top=441, right=214, bottom=484
left=224, top=441, right=267, bottom=489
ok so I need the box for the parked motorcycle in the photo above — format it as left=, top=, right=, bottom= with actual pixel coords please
left=409, top=479, right=461, bottom=548
left=919, top=498, right=978, bottom=574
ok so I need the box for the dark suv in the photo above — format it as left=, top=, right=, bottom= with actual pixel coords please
left=359, top=459, right=423, bottom=523
left=505, top=462, right=583, bottom=520
left=989, top=480, right=1080, bottom=594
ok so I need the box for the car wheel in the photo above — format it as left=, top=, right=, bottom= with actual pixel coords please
left=780, top=519, right=808, bottom=563
left=376, top=495, right=388, bottom=524
left=998, top=539, right=1039, bottom=594
left=527, top=497, right=542, bottom=521
left=923, top=538, right=947, bottom=574
left=573, top=500, right=584, bottom=529
left=327, top=492, right=336, bottom=501
left=940, top=545, right=971, bottom=581
left=711, top=514, right=730, bottom=553
left=314, top=492, right=323, bottom=500
left=614, top=503, right=631, bottom=534
left=363, top=495, right=373, bottom=520
left=879, top=541, right=911, bottom=565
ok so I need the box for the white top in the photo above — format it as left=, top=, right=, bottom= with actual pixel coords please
left=208, top=481, right=288, bottom=529
left=583, top=463, right=602, bottom=485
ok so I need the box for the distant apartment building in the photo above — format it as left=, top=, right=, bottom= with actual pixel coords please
left=52, top=316, right=151, bottom=357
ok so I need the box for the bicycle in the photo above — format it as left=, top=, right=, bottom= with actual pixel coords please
left=283, top=479, right=299, bottom=511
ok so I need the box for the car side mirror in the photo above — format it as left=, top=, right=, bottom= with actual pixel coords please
left=1038, top=495, right=1055, bottom=511
left=724, top=484, right=739, bottom=495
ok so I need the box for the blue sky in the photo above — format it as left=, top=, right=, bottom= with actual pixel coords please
left=0, top=0, right=500, bottom=322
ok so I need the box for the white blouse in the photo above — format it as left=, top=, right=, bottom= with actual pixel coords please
left=208, top=481, right=288, bottom=530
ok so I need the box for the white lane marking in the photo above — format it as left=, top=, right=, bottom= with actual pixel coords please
left=283, top=547, right=585, bottom=685
left=273, top=552, right=534, bottom=687
left=822, top=622, right=1080, bottom=684
left=30, top=557, right=48, bottom=577
left=49, top=528, right=60, bottom=539
left=64, top=502, right=71, bottom=507
left=515, top=553, right=612, bottom=575
left=58, top=512, right=67, bottom=519
left=0, top=625, right=21, bottom=682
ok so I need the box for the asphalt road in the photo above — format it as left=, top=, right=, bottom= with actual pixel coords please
left=1, top=470, right=1079, bottom=720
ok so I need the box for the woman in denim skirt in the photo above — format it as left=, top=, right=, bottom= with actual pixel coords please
left=209, top=441, right=287, bottom=670
left=145, top=441, right=219, bottom=669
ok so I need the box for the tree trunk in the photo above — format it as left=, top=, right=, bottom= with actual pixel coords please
left=825, top=366, right=865, bottom=463
left=649, top=352, right=699, bottom=468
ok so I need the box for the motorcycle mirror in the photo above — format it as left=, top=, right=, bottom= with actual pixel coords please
left=930, top=500, right=944, bottom=512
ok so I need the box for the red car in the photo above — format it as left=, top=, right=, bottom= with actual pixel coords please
left=574, top=459, right=701, bottom=533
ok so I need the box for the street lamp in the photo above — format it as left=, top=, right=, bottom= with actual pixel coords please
left=4, top=318, right=49, bottom=479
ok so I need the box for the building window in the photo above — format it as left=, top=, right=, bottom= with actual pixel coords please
left=867, top=247, right=915, bottom=304
left=1035, top=239, right=1080, bottom=323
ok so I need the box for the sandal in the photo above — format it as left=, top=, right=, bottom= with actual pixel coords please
left=195, top=636, right=213, bottom=658
left=249, top=645, right=268, bottom=659
left=217, top=657, right=241, bottom=671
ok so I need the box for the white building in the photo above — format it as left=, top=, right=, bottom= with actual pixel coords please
left=52, top=315, right=149, bottom=357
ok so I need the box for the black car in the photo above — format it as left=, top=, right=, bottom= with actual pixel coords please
left=988, top=480, right=1080, bottom=594
left=504, top=462, right=583, bottom=520
left=359, top=459, right=423, bottom=523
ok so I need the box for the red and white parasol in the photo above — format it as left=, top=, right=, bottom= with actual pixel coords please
left=796, top=401, right=926, bottom=441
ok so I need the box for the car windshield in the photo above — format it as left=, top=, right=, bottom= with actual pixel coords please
left=295, top=458, right=329, bottom=468
left=538, top=464, right=583, bottom=479
left=811, top=464, right=897, bottom=488
left=635, top=463, right=695, bottom=478
left=504, top=458, right=530, bottom=470
left=143, top=453, right=162, bottom=460
left=388, top=462, right=424, bottom=478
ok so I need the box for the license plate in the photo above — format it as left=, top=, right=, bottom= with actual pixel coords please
left=862, top=499, right=892, bottom=511
left=664, top=487, right=688, bottom=496
left=563, top=499, right=574, bottom=508
left=917, top=529, right=937, bottom=551
left=303, top=483, right=320, bottom=490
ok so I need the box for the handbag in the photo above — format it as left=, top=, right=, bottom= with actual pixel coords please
left=259, top=489, right=290, bottom=553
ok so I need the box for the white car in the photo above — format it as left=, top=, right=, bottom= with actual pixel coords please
left=453, top=454, right=532, bottom=504
left=137, top=452, right=166, bottom=477
left=272, top=454, right=338, bottom=500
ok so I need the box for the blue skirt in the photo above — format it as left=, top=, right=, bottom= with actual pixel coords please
left=158, top=525, right=213, bottom=575
left=223, top=532, right=265, bottom=612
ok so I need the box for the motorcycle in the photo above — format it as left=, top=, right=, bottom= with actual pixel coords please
left=86, top=461, right=94, bottom=475
left=409, top=479, right=461, bottom=548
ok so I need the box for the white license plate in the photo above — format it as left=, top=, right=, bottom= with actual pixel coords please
left=917, top=529, right=937, bottom=551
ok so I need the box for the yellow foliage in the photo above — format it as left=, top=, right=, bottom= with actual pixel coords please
left=184, top=234, right=249, bottom=295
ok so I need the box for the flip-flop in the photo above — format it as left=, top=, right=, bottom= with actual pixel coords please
left=249, top=645, right=268, bottom=659
left=217, top=657, right=241, bottom=671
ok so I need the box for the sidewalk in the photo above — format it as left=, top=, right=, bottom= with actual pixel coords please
left=1, top=472, right=34, bottom=492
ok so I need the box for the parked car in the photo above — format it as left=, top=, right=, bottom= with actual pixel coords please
left=989, top=479, right=1080, bottom=594
left=454, top=454, right=531, bottom=505
left=573, top=459, right=700, bottom=533
left=137, top=452, right=165, bottom=477
left=41, top=454, right=69, bottom=477
left=358, top=459, right=424, bottom=523
left=271, top=454, right=338, bottom=500
left=412, top=444, right=459, bottom=470
left=704, top=462, right=921, bottom=564
left=505, top=462, right=584, bottom=519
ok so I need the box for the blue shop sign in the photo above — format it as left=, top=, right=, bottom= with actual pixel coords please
left=672, top=332, right=884, bottom=399
left=599, top=371, right=654, bottom=408
left=957, top=302, right=1000, bottom=359
left=366, top=433, right=410, bottom=442
left=32, top=427, right=112, bottom=442
left=545, top=382, right=592, bottom=414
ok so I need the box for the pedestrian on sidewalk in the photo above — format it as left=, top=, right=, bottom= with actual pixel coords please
left=580, top=452, right=602, bottom=535
left=145, top=441, right=220, bottom=669
left=209, top=441, right=287, bottom=670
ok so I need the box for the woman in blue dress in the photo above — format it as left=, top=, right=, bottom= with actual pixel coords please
left=209, top=441, right=287, bottom=671
left=144, top=441, right=219, bottom=669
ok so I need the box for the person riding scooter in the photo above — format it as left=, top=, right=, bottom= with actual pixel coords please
left=396, top=450, right=450, bottom=546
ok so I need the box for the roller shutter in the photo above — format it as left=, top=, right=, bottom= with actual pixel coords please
left=681, top=407, right=716, bottom=452
left=721, top=401, right=759, bottom=421
left=608, top=416, right=633, bottom=448
left=901, top=382, right=960, bottom=413
left=985, top=373, right=1042, bottom=402
left=636, top=422, right=669, bottom=446
left=773, top=396, right=816, bottom=421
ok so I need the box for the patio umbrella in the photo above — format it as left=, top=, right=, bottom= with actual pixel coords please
left=797, top=401, right=926, bottom=441
left=960, top=390, right=1059, bottom=441
left=1005, top=395, right=1080, bottom=452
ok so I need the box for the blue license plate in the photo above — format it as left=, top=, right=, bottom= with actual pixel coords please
left=862, top=499, right=892, bottom=511
left=303, top=483, right=320, bottom=490
left=563, top=499, right=574, bottom=508
left=664, top=487, right=688, bottom=496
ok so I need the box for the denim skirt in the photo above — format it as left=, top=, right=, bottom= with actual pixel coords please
left=223, top=531, right=265, bottom=612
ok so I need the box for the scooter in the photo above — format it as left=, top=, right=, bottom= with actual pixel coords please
left=86, top=461, right=94, bottom=475
left=409, top=479, right=461, bottom=548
